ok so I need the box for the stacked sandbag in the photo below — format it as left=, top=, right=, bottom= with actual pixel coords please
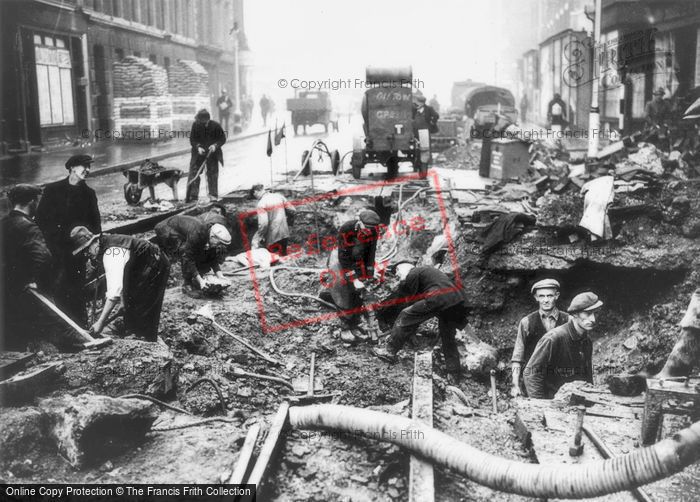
left=113, top=56, right=169, bottom=98
left=169, top=59, right=210, bottom=133
left=168, top=59, right=209, bottom=97
left=112, top=57, right=173, bottom=140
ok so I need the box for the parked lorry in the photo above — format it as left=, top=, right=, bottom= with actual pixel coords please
left=286, top=91, right=338, bottom=135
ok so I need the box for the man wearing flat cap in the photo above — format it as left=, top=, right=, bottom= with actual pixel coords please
left=644, top=87, right=671, bottom=129
left=1, top=184, right=55, bottom=349
left=186, top=109, right=227, bottom=203
left=511, top=279, right=570, bottom=397
left=373, top=261, right=468, bottom=384
left=70, top=226, right=170, bottom=341
left=154, top=214, right=232, bottom=297
left=36, top=154, right=101, bottom=329
left=413, top=92, right=439, bottom=137
left=319, top=209, right=382, bottom=331
left=524, top=292, right=602, bottom=399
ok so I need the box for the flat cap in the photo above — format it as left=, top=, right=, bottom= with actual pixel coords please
left=531, top=278, right=560, bottom=294
left=568, top=292, right=603, bottom=313
left=7, top=184, right=42, bottom=206
left=209, top=223, right=232, bottom=245
left=359, top=209, right=380, bottom=226
left=65, top=154, right=94, bottom=170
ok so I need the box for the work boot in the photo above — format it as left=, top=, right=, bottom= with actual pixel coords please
left=372, top=346, right=398, bottom=363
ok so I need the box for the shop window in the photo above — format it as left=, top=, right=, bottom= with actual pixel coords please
left=34, top=35, right=75, bottom=126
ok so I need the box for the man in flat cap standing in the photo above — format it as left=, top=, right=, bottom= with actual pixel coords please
left=36, top=154, right=101, bottom=328
left=1, top=184, right=55, bottom=349
left=511, top=279, right=570, bottom=397
left=186, top=109, right=227, bottom=203
left=70, top=226, right=170, bottom=342
left=524, top=292, right=602, bottom=399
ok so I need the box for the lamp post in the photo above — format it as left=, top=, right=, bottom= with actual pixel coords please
left=231, top=21, right=242, bottom=133
left=587, top=0, right=602, bottom=157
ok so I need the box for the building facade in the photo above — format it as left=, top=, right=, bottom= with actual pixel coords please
left=1, top=0, right=251, bottom=151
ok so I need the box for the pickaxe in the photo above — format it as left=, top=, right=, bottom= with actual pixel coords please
left=188, top=303, right=280, bottom=365
left=28, top=289, right=112, bottom=350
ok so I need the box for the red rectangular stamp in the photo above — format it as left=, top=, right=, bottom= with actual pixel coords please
left=238, top=170, right=461, bottom=334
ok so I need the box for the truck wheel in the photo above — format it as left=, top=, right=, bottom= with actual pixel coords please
left=124, top=182, right=142, bottom=205
left=330, top=150, right=340, bottom=175
left=350, top=152, right=363, bottom=179
left=301, top=150, right=311, bottom=176
left=386, top=157, right=399, bottom=179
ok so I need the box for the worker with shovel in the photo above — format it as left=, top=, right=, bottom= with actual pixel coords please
left=373, top=261, right=468, bottom=384
left=70, top=226, right=170, bottom=342
left=186, top=109, right=227, bottom=203
left=1, top=184, right=58, bottom=349
left=155, top=214, right=232, bottom=298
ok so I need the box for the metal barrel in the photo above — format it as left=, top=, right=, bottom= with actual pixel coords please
left=365, top=66, right=412, bottom=84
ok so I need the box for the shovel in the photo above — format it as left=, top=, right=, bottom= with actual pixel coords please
left=227, top=366, right=294, bottom=391
left=290, top=352, right=334, bottom=403
left=28, top=289, right=112, bottom=350
left=190, top=303, right=281, bottom=366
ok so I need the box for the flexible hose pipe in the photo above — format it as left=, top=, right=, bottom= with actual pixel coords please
left=289, top=404, right=700, bottom=499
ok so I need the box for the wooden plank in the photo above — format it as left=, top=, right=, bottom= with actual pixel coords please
left=409, top=352, right=434, bottom=502
left=0, top=361, right=64, bottom=406
left=0, top=351, right=35, bottom=380
left=247, top=402, right=290, bottom=490
left=228, top=423, right=261, bottom=485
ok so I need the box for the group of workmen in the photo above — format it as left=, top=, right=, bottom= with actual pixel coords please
left=3, top=148, right=698, bottom=398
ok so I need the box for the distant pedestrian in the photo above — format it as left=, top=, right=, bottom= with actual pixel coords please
left=644, top=87, right=671, bottom=128
left=71, top=226, right=170, bottom=342
left=413, top=93, right=440, bottom=136
left=1, top=184, right=57, bottom=349
left=186, top=109, right=226, bottom=203
left=260, top=94, right=270, bottom=127
left=216, top=89, right=233, bottom=134
left=428, top=94, right=440, bottom=113
left=520, top=94, right=529, bottom=123
left=36, top=154, right=101, bottom=329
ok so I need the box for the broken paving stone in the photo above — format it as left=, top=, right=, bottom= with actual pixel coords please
left=458, top=330, right=498, bottom=377
left=387, top=487, right=401, bottom=499
left=350, top=474, right=369, bottom=484
left=0, top=407, right=49, bottom=467
left=236, top=387, right=252, bottom=397
left=291, top=444, right=310, bottom=457
left=38, top=393, right=158, bottom=468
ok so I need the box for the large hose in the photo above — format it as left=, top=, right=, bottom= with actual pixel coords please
left=289, top=404, right=700, bottom=499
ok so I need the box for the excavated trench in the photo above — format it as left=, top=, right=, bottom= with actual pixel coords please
left=3, top=182, right=699, bottom=500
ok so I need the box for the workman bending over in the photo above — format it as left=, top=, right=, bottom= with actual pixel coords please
left=71, top=226, right=170, bottom=341
left=373, top=262, right=468, bottom=384
left=319, top=210, right=382, bottom=329
left=155, top=214, right=231, bottom=298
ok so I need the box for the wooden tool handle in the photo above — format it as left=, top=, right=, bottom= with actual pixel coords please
left=29, top=289, right=95, bottom=342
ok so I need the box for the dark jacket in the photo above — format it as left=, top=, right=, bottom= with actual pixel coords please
left=377, top=266, right=467, bottom=329
left=216, top=96, right=233, bottom=116
left=337, top=219, right=378, bottom=280
left=511, top=309, right=570, bottom=365
left=189, top=120, right=227, bottom=166
left=524, top=319, right=593, bottom=399
left=413, top=104, right=440, bottom=134
left=154, top=215, right=221, bottom=283
left=36, top=177, right=101, bottom=256
left=1, top=210, right=53, bottom=293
